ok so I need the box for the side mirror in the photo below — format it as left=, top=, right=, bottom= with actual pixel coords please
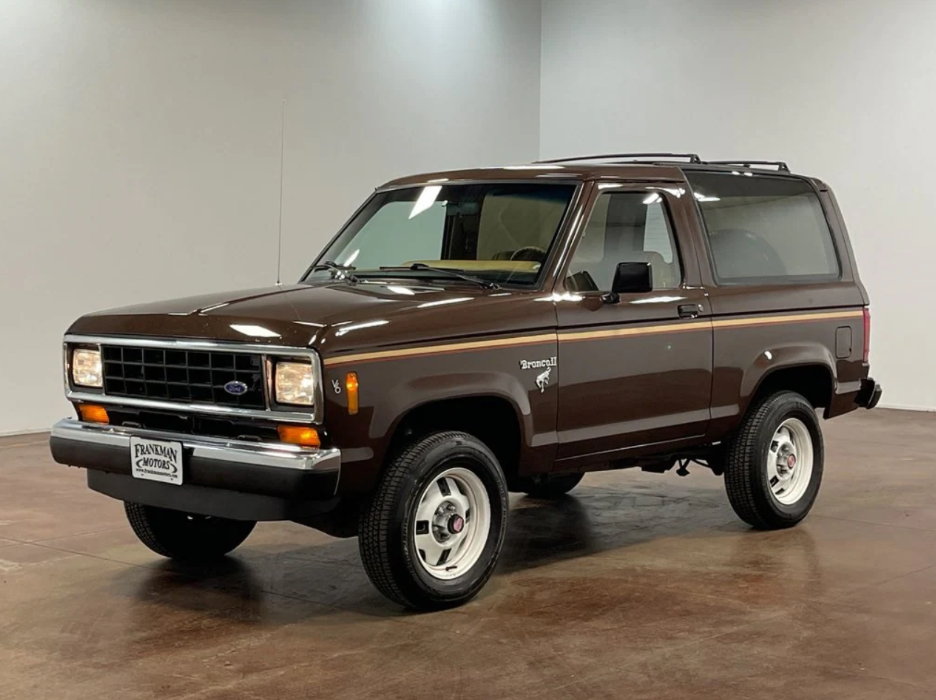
left=602, top=262, right=652, bottom=303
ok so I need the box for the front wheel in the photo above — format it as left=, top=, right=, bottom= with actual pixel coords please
left=124, top=503, right=255, bottom=560
left=358, top=431, right=508, bottom=610
left=724, top=391, right=824, bottom=529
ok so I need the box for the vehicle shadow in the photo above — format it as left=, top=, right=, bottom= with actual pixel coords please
left=113, top=484, right=820, bottom=620
left=496, top=486, right=733, bottom=574
left=115, top=554, right=373, bottom=629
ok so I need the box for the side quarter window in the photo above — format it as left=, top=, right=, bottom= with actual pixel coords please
left=686, top=172, right=840, bottom=284
left=566, top=191, right=683, bottom=292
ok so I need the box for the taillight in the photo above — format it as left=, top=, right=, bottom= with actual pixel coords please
left=862, top=307, right=871, bottom=363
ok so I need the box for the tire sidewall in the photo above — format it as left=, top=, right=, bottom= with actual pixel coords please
left=750, top=394, right=824, bottom=523
left=125, top=503, right=255, bottom=560
left=389, top=434, right=508, bottom=604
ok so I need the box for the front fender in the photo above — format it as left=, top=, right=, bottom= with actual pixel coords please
left=322, top=354, right=557, bottom=493
left=372, top=371, right=534, bottom=446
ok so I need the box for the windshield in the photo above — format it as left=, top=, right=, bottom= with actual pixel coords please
left=304, top=183, right=576, bottom=287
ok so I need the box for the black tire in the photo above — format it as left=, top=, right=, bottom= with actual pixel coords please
left=724, top=390, right=824, bottom=530
left=124, top=503, right=255, bottom=560
left=515, top=473, right=584, bottom=498
left=358, top=431, right=508, bottom=611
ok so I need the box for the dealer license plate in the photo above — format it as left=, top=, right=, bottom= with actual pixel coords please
left=130, top=437, right=184, bottom=486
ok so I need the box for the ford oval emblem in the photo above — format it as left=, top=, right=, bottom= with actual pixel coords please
left=224, top=380, right=249, bottom=396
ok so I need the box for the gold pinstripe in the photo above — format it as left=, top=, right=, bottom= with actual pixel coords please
left=323, top=333, right=557, bottom=367
left=322, top=309, right=863, bottom=367
left=559, top=320, right=709, bottom=343
left=711, top=309, right=863, bottom=329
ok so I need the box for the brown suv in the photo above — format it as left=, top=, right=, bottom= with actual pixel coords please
left=51, top=153, right=881, bottom=610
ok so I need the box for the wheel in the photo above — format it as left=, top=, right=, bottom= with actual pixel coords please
left=515, top=473, right=583, bottom=498
left=124, top=503, right=255, bottom=560
left=724, top=391, right=824, bottom=529
left=358, top=431, right=508, bottom=610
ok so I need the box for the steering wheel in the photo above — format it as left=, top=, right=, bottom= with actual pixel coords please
left=510, top=246, right=547, bottom=262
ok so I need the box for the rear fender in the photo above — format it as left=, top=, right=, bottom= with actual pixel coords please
left=739, top=343, right=836, bottom=416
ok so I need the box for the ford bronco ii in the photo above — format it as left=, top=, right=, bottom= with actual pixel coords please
left=51, top=153, right=881, bottom=610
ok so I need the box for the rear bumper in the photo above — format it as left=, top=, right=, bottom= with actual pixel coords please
left=49, top=419, right=341, bottom=521
left=855, top=377, right=882, bottom=409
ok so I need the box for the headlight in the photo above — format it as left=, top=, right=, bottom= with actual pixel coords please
left=72, top=348, right=103, bottom=388
left=275, top=361, right=315, bottom=406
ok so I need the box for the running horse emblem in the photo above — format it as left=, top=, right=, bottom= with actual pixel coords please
left=535, top=366, right=552, bottom=393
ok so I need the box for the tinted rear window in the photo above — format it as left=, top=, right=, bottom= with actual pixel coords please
left=687, top=172, right=839, bottom=284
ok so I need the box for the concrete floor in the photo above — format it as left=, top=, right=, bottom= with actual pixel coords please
left=1, top=409, right=935, bottom=699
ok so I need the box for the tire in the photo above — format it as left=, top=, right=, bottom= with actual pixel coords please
left=358, top=431, right=509, bottom=611
left=724, top=390, right=824, bottom=530
left=515, top=473, right=583, bottom=498
left=124, top=503, right=256, bottom=560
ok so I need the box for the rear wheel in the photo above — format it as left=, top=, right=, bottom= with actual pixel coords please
left=124, top=503, right=255, bottom=560
left=515, top=473, right=583, bottom=498
left=724, top=391, right=824, bottom=529
left=358, top=431, right=508, bottom=610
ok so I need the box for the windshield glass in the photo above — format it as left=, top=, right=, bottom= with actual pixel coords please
left=304, top=183, right=576, bottom=287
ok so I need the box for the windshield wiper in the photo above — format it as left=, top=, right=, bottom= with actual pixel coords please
left=309, top=260, right=358, bottom=283
left=378, top=263, right=499, bottom=290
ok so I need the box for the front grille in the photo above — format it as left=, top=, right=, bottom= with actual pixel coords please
left=105, top=407, right=281, bottom=442
left=101, top=346, right=265, bottom=409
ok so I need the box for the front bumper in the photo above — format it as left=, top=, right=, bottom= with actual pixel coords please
left=50, top=419, right=341, bottom=521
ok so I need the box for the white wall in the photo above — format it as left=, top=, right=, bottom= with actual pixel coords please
left=541, top=0, right=936, bottom=411
left=0, top=0, right=542, bottom=434
left=7, top=0, right=929, bottom=435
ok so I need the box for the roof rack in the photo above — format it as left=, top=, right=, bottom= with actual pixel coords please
left=707, top=160, right=790, bottom=172
left=535, top=152, right=703, bottom=165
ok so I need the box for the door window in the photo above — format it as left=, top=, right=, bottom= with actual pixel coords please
left=566, top=191, right=682, bottom=292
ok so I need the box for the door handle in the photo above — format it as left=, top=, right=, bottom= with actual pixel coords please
left=678, top=304, right=701, bottom=319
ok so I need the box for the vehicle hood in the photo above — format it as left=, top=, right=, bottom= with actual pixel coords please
left=68, top=280, right=556, bottom=357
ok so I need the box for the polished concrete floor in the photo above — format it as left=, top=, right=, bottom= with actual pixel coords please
left=1, top=409, right=935, bottom=699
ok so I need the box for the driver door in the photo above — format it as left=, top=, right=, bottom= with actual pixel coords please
left=555, top=182, right=713, bottom=466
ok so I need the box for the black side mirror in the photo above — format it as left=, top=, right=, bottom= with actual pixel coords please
left=602, top=262, right=652, bottom=303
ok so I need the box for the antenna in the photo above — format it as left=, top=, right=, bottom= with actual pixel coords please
left=275, top=100, right=285, bottom=286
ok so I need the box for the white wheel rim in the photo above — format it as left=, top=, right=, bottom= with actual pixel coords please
left=412, top=466, right=491, bottom=581
left=766, top=417, right=814, bottom=505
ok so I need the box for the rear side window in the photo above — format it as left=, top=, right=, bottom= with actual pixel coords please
left=686, top=172, right=839, bottom=284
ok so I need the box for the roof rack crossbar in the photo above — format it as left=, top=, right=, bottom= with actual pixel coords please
left=536, top=152, right=703, bottom=165
left=707, top=160, right=790, bottom=172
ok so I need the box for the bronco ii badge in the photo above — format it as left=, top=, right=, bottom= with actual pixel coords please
left=519, top=356, right=557, bottom=393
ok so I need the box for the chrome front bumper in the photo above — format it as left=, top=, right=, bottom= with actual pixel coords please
left=51, top=419, right=340, bottom=472
left=49, top=419, right=342, bottom=521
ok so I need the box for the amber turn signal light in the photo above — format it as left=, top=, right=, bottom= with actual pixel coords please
left=277, top=425, right=321, bottom=447
left=346, top=372, right=359, bottom=415
left=78, top=404, right=109, bottom=424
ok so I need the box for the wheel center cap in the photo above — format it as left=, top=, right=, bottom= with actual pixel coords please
left=787, top=454, right=797, bottom=469
left=448, top=514, right=465, bottom=535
